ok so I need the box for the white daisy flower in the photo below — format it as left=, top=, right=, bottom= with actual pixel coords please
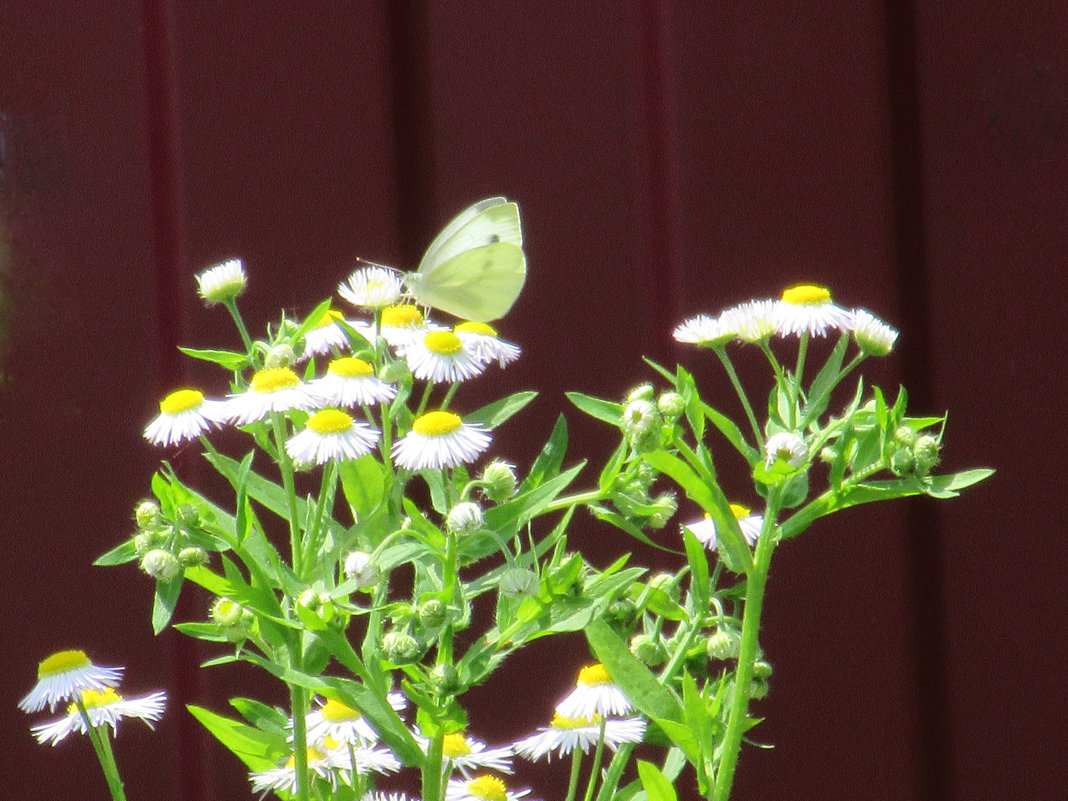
left=513, top=713, right=646, bottom=762
left=764, top=431, right=808, bottom=468
left=224, top=367, right=319, bottom=425
left=404, top=330, right=486, bottom=383
left=453, top=322, right=521, bottom=367
left=301, top=308, right=355, bottom=360
left=309, top=357, right=397, bottom=408
left=196, top=258, right=247, bottom=304
left=339, top=266, right=404, bottom=310
left=774, top=284, right=852, bottom=337
left=324, top=737, right=402, bottom=775
left=143, top=388, right=228, bottom=446
left=392, top=411, right=491, bottom=470
left=682, top=504, right=764, bottom=551
left=555, top=663, right=633, bottom=720
left=446, top=775, right=532, bottom=801
left=286, top=409, right=380, bottom=465
left=362, top=304, right=446, bottom=350
left=672, top=314, right=734, bottom=347
left=723, top=299, right=778, bottom=343
left=304, top=694, right=407, bottom=746
left=30, top=687, right=166, bottom=746
left=427, top=731, right=513, bottom=775
left=19, top=650, right=123, bottom=713
left=851, top=308, right=899, bottom=356
left=249, top=747, right=345, bottom=795
left=363, top=793, right=419, bottom=801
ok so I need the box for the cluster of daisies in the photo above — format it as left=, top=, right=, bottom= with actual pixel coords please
left=672, top=284, right=899, bottom=355
left=252, top=662, right=645, bottom=801
left=144, top=261, right=520, bottom=472
left=19, top=650, right=166, bottom=747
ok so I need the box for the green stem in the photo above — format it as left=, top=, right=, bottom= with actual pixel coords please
left=580, top=717, right=609, bottom=801
left=223, top=297, right=254, bottom=356
left=714, top=346, right=762, bottom=446
left=712, top=492, right=781, bottom=801
left=301, top=462, right=336, bottom=574
left=789, top=333, right=810, bottom=429
left=76, top=700, right=127, bottom=801
left=594, top=743, right=637, bottom=801
left=289, top=676, right=311, bottom=801
left=564, top=747, right=584, bottom=801
left=270, top=413, right=304, bottom=578
left=543, top=489, right=605, bottom=514
left=422, top=730, right=444, bottom=801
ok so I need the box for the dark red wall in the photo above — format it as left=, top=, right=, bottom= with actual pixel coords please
left=1, top=3, right=1064, bottom=800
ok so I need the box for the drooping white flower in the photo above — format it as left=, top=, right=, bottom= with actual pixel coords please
left=774, top=284, right=852, bottom=337
left=764, top=431, right=808, bottom=468
left=513, top=713, right=646, bottom=762
left=338, top=266, right=404, bottom=311
left=453, top=322, right=521, bottom=367
left=851, top=308, right=899, bottom=356
left=672, top=314, right=734, bottom=347
left=724, top=299, right=778, bottom=343
left=19, top=650, right=123, bottom=713
left=143, top=388, right=228, bottom=446
left=30, top=686, right=166, bottom=745
left=196, top=258, right=247, bottom=304
left=301, top=308, right=355, bottom=360
left=554, top=663, right=633, bottom=720
left=392, top=411, right=491, bottom=470
left=682, top=504, right=764, bottom=551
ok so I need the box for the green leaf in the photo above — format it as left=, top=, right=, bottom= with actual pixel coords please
left=292, top=298, right=334, bottom=344
left=186, top=704, right=282, bottom=772
left=682, top=527, right=710, bottom=610
left=703, top=403, right=757, bottom=464
left=522, top=415, right=569, bottom=491
left=466, top=390, right=537, bottom=429
left=339, top=455, right=385, bottom=521
left=923, top=467, right=995, bottom=497
left=637, top=760, right=678, bottom=801
left=803, top=331, right=850, bottom=425
left=177, top=346, right=250, bottom=371
left=151, top=574, right=184, bottom=634
left=566, top=391, right=623, bottom=426
left=586, top=619, right=685, bottom=730
left=94, top=540, right=138, bottom=567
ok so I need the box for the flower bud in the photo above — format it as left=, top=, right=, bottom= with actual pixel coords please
left=890, top=447, right=916, bottom=477
left=646, top=493, right=678, bottom=529
left=343, top=551, right=379, bottom=590
left=603, top=598, right=637, bottom=628
left=133, top=532, right=156, bottom=558
left=480, top=459, right=518, bottom=503
left=749, top=677, right=770, bottom=700
left=418, top=599, right=447, bottom=630
left=265, top=343, right=296, bottom=369
left=134, top=500, right=162, bottom=531
left=378, top=359, right=410, bottom=384
left=446, top=501, right=484, bottom=535
left=499, top=568, right=538, bottom=597
left=140, top=548, right=181, bottom=582
left=176, top=504, right=201, bottom=527
left=657, top=391, right=685, bottom=421
left=894, top=426, right=917, bottom=447
left=298, top=588, right=321, bottom=610
left=707, top=625, right=742, bottom=660
left=630, top=633, right=667, bottom=666
left=178, top=546, right=209, bottom=567
left=210, top=596, right=244, bottom=627
left=752, top=660, right=773, bottom=679
left=430, top=663, right=460, bottom=694
left=627, top=383, right=655, bottom=403
left=913, top=435, right=941, bottom=475
left=622, top=399, right=660, bottom=451
left=381, top=630, right=421, bottom=665
left=648, top=572, right=679, bottom=602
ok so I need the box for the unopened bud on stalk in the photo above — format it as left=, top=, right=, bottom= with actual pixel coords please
left=627, top=383, right=655, bottom=403
left=381, top=630, right=421, bottom=664
left=657, top=391, right=685, bottom=421
left=430, top=663, right=460, bottom=694
left=895, top=426, right=917, bottom=447
left=707, top=625, right=742, bottom=660
left=499, top=568, right=538, bottom=597
left=890, top=448, right=916, bottom=477
left=178, top=546, right=208, bottom=567
left=133, top=532, right=156, bottom=558
left=135, top=500, right=162, bottom=531
left=648, top=572, right=680, bottom=603
left=630, top=633, right=667, bottom=666
left=343, top=551, right=379, bottom=589
left=418, top=599, right=447, bottom=630
left=913, top=435, right=941, bottom=475
left=480, top=460, right=518, bottom=503
left=265, top=344, right=296, bottom=369
left=646, top=493, right=678, bottom=529
left=177, top=504, right=201, bottom=527
left=446, top=501, right=484, bottom=535
left=140, top=549, right=181, bottom=582
left=211, top=597, right=244, bottom=627
left=622, top=399, right=660, bottom=451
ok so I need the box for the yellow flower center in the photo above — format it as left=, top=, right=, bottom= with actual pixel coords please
left=424, top=331, right=463, bottom=355
left=577, top=663, right=611, bottom=686
left=412, top=411, right=463, bottom=437
left=467, top=775, right=508, bottom=801
left=381, top=305, right=424, bottom=327
left=312, top=309, right=345, bottom=329
left=781, top=284, right=832, bottom=305
left=250, top=367, right=300, bottom=394
left=80, top=687, right=122, bottom=709
left=159, top=389, right=204, bottom=415
left=306, top=409, right=354, bottom=434
left=455, top=321, right=497, bottom=336
left=39, top=649, right=91, bottom=678
left=729, top=503, right=751, bottom=519
left=550, top=713, right=599, bottom=729
left=285, top=747, right=326, bottom=769
left=442, top=732, right=473, bottom=758
left=328, top=357, right=374, bottom=378
left=320, top=698, right=361, bottom=722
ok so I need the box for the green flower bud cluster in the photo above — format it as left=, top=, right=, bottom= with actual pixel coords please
left=479, top=459, right=518, bottom=503
left=210, top=596, right=256, bottom=643
left=889, top=427, right=942, bottom=477
left=132, top=499, right=210, bottom=582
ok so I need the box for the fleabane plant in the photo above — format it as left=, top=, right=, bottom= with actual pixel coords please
left=26, top=265, right=990, bottom=801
